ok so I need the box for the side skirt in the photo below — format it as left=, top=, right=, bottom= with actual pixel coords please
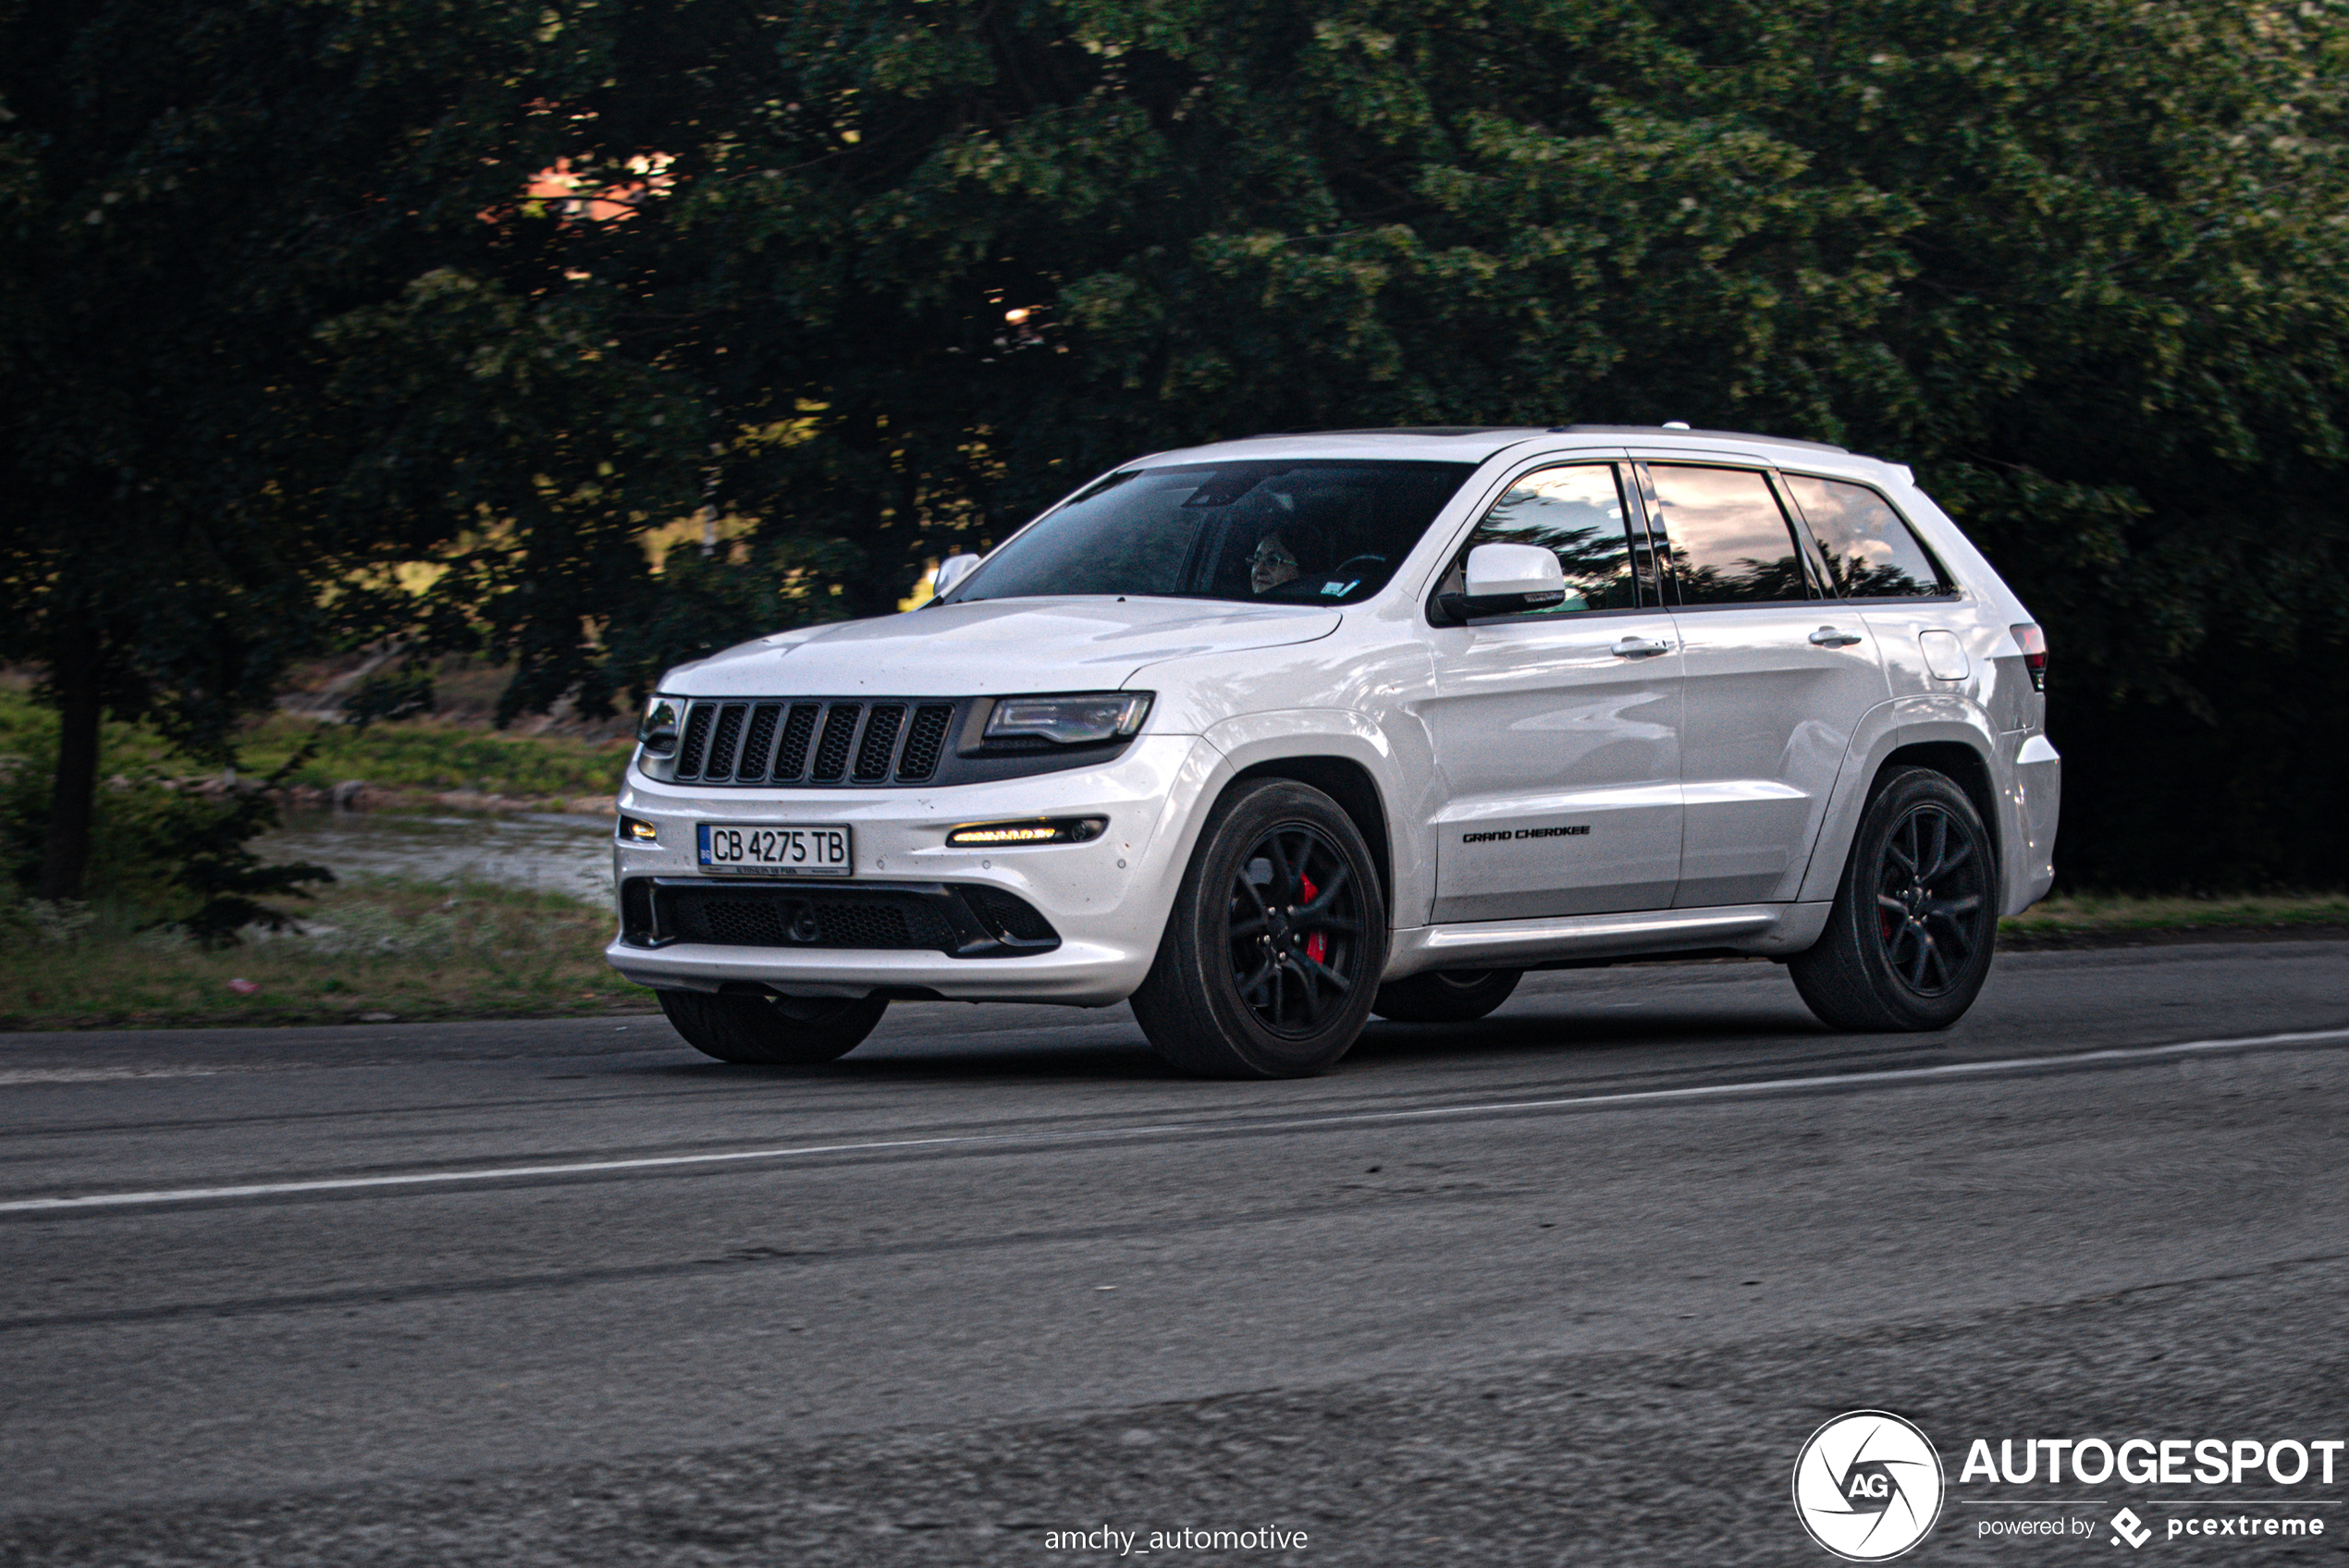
left=1383, top=901, right=1834, bottom=981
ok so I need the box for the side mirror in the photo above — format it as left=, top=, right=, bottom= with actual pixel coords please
left=1436, top=543, right=1568, bottom=623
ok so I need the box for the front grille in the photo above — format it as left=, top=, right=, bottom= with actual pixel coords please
left=666, top=698, right=956, bottom=788
left=625, top=877, right=1060, bottom=958
left=644, top=694, right=1133, bottom=789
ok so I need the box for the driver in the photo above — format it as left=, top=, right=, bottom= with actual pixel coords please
left=1248, top=530, right=1303, bottom=594
left=1249, top=516, right=1340, bottom=596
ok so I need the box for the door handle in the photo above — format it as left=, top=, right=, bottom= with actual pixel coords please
left=1808, top=627, right=1864, bottom=647
left=1610, top=636, right=1673, bottom=658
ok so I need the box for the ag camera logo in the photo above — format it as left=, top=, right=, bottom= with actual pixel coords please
left=1794, top=1410, right=1947, bottom=1561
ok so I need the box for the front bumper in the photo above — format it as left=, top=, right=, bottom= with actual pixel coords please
left=603, top=733, right=1219, bottom=1005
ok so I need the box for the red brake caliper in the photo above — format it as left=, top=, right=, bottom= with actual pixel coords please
left=1299, top=874, right=1326, bottom=965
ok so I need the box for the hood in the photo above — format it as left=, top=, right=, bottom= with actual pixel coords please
left=665, top=597, right=1343, bottom=698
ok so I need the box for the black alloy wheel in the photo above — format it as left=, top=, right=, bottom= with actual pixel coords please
left=1130, top=778, right=1387, bottom=1077
left=1873, top=800, right=1990, bottom=996
left=1226, top=822, right=1368, bottom=1037
left=1789, top=766, right=1999, bottom=1032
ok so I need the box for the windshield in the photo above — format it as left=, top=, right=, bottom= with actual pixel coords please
left=942, top=459, right=1479, bottom=607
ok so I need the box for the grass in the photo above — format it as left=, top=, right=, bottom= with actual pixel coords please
left=0, top=877, right=652, bottom=1032
left=1998, top=892, right=2349, bottom=942
left=0, top=686, right=631, bottom=803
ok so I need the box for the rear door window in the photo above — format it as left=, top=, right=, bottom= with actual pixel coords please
left=1781, top=474, right=1951, bottom=597
left=1642, top=464, right=1817, bottom=605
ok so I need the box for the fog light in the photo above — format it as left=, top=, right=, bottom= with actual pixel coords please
left=944, top=816, right=1106, bottom=847
left=619, top=815, right=659, bottom=843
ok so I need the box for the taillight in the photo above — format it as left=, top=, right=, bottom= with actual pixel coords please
left=2011, top=624, right=2047, bottom=692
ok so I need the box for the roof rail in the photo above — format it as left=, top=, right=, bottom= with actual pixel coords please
left=1228, top=423, right=1850, bottom=453
left=1234, top=426, right=1527, bottom=439
left=1545, top=423, right=1849, bottom=453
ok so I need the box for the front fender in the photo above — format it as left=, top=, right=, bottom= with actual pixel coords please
left=1197, top=709, right=1432, bottom=931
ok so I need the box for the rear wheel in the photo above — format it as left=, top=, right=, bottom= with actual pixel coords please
left=1790, top=767, right=1998, bottom=1032
left=1371, top=968, right=1522, bottom=1023
left=1130, top=779, right=1386, bottom=1078
left=658, top=988, right=888, bottom=1065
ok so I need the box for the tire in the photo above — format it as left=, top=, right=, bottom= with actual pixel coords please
left=658, top=988, right=888, bottom=1065
left=1371, top=968, right=1522, bottom=1023
left=1130, top=778, right=1387, bottom=1078
left=1789, top=766, right=1998, bottom=1032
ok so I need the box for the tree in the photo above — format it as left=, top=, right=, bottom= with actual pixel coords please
left=14, top=0, right=2349, bottom=897
left=0, top=0, right=694, bottom=897
left=483, top=0, right=2349, bottom=888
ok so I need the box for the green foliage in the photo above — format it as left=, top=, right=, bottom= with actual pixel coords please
left=261, top=720, right=627, bottom=798
left=11, top=0, right=2349, bottom=892
left=0, top=0, right=703, bottom=892
left=0, top=748, right=330, bottom=945
left=0, top=687, right=628, bottom=802
left=549, top=0, right=2348, bottom=890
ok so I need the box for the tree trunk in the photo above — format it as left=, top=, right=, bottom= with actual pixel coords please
left=38, top=619, right=104, bottom=901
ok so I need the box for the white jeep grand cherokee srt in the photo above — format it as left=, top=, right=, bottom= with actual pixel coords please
left=608, top=425, right=2060, bottom=1077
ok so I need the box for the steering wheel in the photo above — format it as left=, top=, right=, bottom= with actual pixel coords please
left=1325, top=554, right=1386, bottom=581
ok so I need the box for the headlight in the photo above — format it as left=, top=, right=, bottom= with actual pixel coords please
left=984, top=692, right=1151, bottom=746
left=637, top=695, right=682, bottom=755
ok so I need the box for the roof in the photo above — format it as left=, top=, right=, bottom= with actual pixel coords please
left=1141, top=423, right=1892, bottom=478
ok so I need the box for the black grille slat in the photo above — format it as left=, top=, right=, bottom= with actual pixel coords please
left=810, top=704, right=861, bottom=781
left=896, top=704, right=953, bottom=782
left=734, top=702, right=782, bottom=782
left=675, top=704, right=717, bottom=779
left=855, top=704, right=905, bottom=782
left=706, top=703, right=748, bottom=782
left=773, top=703, right=820, bottom=780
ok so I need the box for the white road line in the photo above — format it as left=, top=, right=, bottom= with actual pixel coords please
left=6, top=1025, right=2345, bottom=1216
left=0, top=1067, right=225, bottom=1085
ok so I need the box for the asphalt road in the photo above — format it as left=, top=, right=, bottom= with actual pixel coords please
left=4, top=939, right=2347, bottom=1565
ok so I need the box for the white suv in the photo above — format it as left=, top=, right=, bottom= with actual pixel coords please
left=608, top=426, right=2059, bottom=1077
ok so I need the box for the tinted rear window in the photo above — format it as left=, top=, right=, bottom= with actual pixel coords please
left=1783, top=474, right=1950, bottom=597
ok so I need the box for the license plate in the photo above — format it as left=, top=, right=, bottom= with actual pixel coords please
left=696, top=823, right=853, bottom=876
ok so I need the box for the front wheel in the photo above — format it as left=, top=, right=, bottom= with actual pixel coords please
left=658, top=988, right=888, bottom=1065
left=1789, top=767, right=1998, bottom=1032
left=1130, top=779, right=1387, bottom=1078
